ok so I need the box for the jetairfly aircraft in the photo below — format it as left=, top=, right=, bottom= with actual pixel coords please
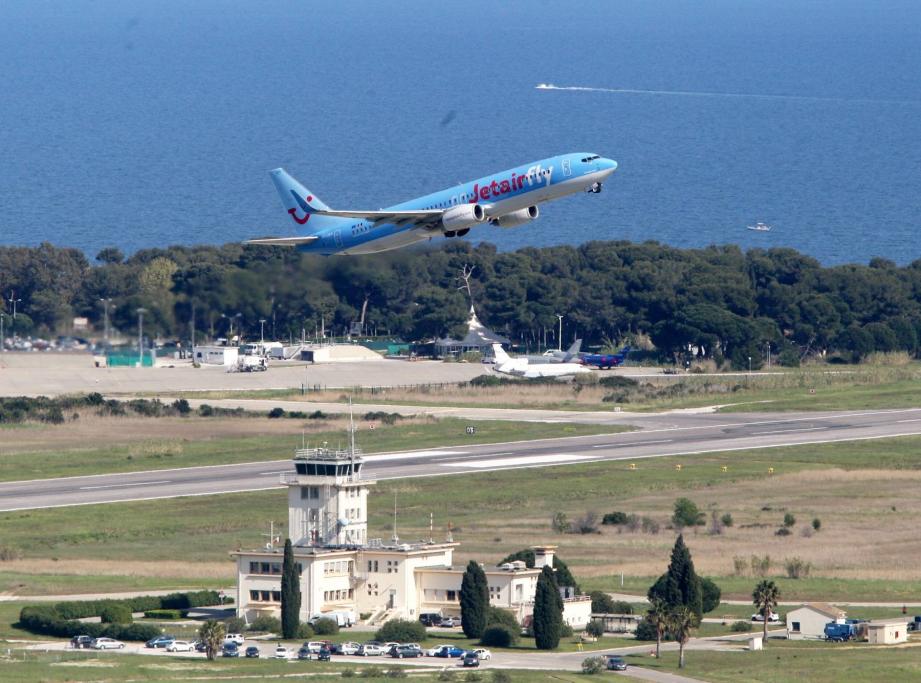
left=247, top=153, right=617, bottom=255
left=491, top=343, right=591, bottom=379
left=525, top=339, right=583, bottom=364
left=581, top=345, right=631, bottom=370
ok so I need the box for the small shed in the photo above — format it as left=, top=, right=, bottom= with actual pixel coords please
left=867, top=618, right=909, bottom=645
left=591, top=613, right=643, bottom=634
left=786, top=603, right=846, bottom=640
left=193, top=345, right=239, bottom=366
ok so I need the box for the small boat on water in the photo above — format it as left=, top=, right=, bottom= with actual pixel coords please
left=747, top=222, right=772, bottom=232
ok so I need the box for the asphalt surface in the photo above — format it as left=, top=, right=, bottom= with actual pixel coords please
left=4, top=407, right=921, bottom=511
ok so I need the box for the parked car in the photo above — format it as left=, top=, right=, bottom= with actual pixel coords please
left=194, top=641, right=208, bottom=653
left=317, top=647, right=332, bottom=662
left=462, top=652, right=480, bottom=667
left=274, top=646, right=292, bottom=660
left=438, top=616, right=460, bottom=627
left=166, top=640, right=194, bottom=652
left=222, top=643, right=240, bottom=658
left=70, top=635, right=94, bottom=649
left=224, top=633, right=246, bottom=645
left=245, top=645, right=261, bottom=658
left=419, top=613, right=442, bottom=627
left=751, top=612, right=780, bottom=623
left=358, top=643, right=385, bottom=656
left=146, top=635, right=177, bottom=649
left=425, top=644, right=452, bottom=657
left=606, top=655, right=627, bottom=671
left=334, top=641, right=361, bottom=655
left=391, top=644, right=422, bottom=658
left=472, top=648, right=492, bottom=660
left=91, top=637, right=125, bottom=650
left=435, top=645, right=466, bottom=658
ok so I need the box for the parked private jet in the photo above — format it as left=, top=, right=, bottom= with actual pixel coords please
left=247, top=154, right=617, bottom=255
left=491, top=344, right=591, bottom=380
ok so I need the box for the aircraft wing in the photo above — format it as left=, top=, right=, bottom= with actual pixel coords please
left=311, top=208, right=444, bottom=225
left=245, top=236, right=320, bottom=247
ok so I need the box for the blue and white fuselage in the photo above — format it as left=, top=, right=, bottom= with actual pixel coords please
left=247, top=153, right=617, bottom=255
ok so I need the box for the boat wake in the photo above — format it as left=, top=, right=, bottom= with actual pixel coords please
left=534, top=83, right=919, bottom=106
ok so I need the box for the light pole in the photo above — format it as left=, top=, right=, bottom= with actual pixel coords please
left=259, top=318, right=267, bottom=343
left=556, top=314, right=563, bottom=352
left=98, top=298, right=111, bottom=342
left=765, top=341, right=771, bottom=369
left=8, top=291, right=21, bottom=339
left=748, top=355, right=752, bottom=374
left=136, top=308, right=147, bottom=366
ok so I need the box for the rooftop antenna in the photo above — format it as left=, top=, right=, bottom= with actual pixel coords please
left=349, top=396, right=356, bottom=455
left=429, top=512, right=434, bottom=544
left=391, top=490, right=399, bottom=543
left=261, top=521, right=280, bottom=550
left=301, top=430, right=306, bottom=450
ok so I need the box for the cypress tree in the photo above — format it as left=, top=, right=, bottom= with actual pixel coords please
left=280, top=538, right=301, bottom=639
left=532, top=566, right=563, bottom=650
left=460, top=560, right=489, bottom=638
left=647, top=535, right=702, bottom=621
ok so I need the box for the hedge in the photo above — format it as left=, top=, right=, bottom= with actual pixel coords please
left=144, top=609, right=184, bottom=620
left=18, top=590, right=225, bottom=640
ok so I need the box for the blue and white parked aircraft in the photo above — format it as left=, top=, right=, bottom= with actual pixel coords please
left=247, top=153, right=617, bottom=255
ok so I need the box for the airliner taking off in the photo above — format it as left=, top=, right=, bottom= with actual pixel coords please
left=247, top=153, right=617, bottom=255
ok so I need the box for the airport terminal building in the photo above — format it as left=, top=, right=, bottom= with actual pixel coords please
left=231, top=443, right=590, bottom=628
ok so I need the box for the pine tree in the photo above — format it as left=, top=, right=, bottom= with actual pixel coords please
left=460, top=560, right=489, bottom=638
left=281, top=538, right=301, bottom=639
left=647, top=534, right=703, bottom=622
left=533, top=566, right=563, bottom=650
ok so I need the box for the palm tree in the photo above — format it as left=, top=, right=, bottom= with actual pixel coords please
left=668, top=605, right=694, bottom=669
left=198, top=619, right=226, bottom=661
left=647, top=596, right=670, bottom=658
left=752, top=580, right=781, bottom=645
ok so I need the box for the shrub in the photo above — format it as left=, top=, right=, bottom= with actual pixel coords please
left=341, top=669, right=356, bottom=678
left=731, top=620, right=752, bottom=632
left=268, top=407, right=286, bottom=418
left=598, top=375, right=638, bottom=389
left=0, top=545, right=21, bottom=561
left=733, top=556, right=747, bottom=576
left=672, top=498, right=705, bottom=528
left=551, top=511, right=570, bottom=533
left=784, top=557, right=812, bottom=579
left=107, top=622, right=161, bottom=641
left=297, top=623, right=315, bottom=639
left=581, top=656, right=607, bottom=674
left=601, top=511, right=628, bottom=525
left=634, top=619, right=657, bottom=641
left=313, top=617, right=340, bottom=635
left=571, top=511, right=599, bottom=534
left=561, top=623, right=573, bottom=637
left=611, top=601, right=633, bottom=615
left=376, top=619, right=425, bottom=643
left=437, top=670, right=456, bottom=682
left=721, top=513, right=734, bottom=527
left=585, top=621, right=604, bottom=638
left=491, top=672, right=511, bottom=683
left=775, top=527, right=791, bottom=537
left=485, top=606, right=519, bottom=631
left=783, top=513, right=796, bottom=528
left=812, top=517, right=822, bottom=531
left=700, top=577, right=721, bottom=614
left=640, top=517, right=660, bottom=534
left=464, top=673, right=483, bottom=682
left=589, top=591, right=615, bottom=613
left=480, top=625, right=518, bottom=647
left=248, top=615, right=281, bottom=633
left=172, top=398, right=191, bottom=415
left=751, top=555, right=771, bottom=576
left=224, top=616, right=247, bottom=634
left=385, top=668, right=407, bottom=679
left=359, top=667, right=383, bottom=678
left=144, top=609, right=183, bottom=620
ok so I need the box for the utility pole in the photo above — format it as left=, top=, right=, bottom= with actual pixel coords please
left=136, top=308, right=147, bottom=366
left=8, top=292, right=21, bottom=339
left=556, top=314, right=564, bottom=351
left=259, top=318, right=266, bottom=343
left=98, top=298, right=111, bottom=342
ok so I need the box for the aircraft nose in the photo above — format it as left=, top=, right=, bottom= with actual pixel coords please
left=599, top=158, right=618, bottom=174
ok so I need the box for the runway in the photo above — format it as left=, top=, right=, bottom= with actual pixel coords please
left=3, top=407, right=921, bottom=512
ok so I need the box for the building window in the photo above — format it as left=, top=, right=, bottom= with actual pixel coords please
left=368, top=560, right=379, bottom=572
left=447, top=590, right=457, bottom=602
left=249, top=590, right=259, bottom=601
left=387, top=560, right=399, bottom=574
left=272, top=591, right=281, bottom=602
left=792, top=621, right=800, bottom=632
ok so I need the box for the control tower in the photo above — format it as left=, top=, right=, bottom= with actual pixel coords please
left=283, top=436, right=375, bottom=548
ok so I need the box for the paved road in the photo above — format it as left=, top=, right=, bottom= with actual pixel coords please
left=3, top=407, right=921, bottom=511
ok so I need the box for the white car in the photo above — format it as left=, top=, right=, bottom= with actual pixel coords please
left=425, top=644, right=452, bottom=657
left=224, top=633, right=246, bottom=645
left=92, top=637, right=125, bottom=650
left=337, top=641, right=361, bottom=655
left=473, top=648, right=492, bottom=660
left=751, top=612, right=780, bottom=622
left=273, top=646, right=292, bottom=659
left=359, top=643, right=384, bottom=656
left=166, top=640, right=194, bottom=652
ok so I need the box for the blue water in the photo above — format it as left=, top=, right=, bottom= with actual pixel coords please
left=1, top=0, right=920, bottom=265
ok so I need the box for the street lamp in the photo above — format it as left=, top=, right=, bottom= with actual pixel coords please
left=98, top=298, right=111, bottom=342
left=136, top=308, right=147, bottom=366
left=748, top=356, right=752, bottom=374
left=8, top=291, right=21, bottom=338
left=556, top=314, right=564, bottom=352
left=259, top=318, right=267, bottom=343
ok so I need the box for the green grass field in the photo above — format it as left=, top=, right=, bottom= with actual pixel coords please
left=0, top=418, right=622, bottom=483
left=632, top=639, right=921, bottom=683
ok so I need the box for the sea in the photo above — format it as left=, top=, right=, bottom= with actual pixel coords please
left=1, top=0, right=920, bottom=266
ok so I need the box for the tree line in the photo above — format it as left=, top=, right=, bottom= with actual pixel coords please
left=3, top=239, right=921, bottom=367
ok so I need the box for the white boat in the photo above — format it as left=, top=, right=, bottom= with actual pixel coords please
left=747, top=222, right=772, bottom=232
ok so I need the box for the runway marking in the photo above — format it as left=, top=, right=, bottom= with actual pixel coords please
left=592, top=439, right=673, bottom=448
left=258, top=470, right=290, bottom=476
left=897, top=418, right=921, bottom=423
left=78, top=480, right=171, bottom=490
left=439, top=454, right=594, bottom=468
left=750, top=427, right=827, bottom=436
left=432, top=451, right=513, bottom=462
left=364, top=450, right=459, bottom=463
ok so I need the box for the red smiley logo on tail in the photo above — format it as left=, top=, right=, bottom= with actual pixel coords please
left=288, top=195, right=314, bottom=224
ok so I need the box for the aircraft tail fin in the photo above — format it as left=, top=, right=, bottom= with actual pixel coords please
left=269, top=168, right=343, bottom=232
left=491, top=343, right=510, bottom=365
left=563, top=338, right=582, bottom=361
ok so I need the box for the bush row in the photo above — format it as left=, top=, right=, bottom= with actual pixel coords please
left=19, top=605, right=161, bottom=641
left=52, top=590, right=225, bottom=620
left=143, top=609, right=184, bottom=620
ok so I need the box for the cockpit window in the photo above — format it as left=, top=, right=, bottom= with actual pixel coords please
left=580, top=155, right=601, bottom=163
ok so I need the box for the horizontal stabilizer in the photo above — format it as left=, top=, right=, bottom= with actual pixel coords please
left=246, top=235, right=320, bottom=247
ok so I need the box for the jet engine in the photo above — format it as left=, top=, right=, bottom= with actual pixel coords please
left=441, top=203, right=486, bottom=232
left=492, top=206, right=539, bottom=228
